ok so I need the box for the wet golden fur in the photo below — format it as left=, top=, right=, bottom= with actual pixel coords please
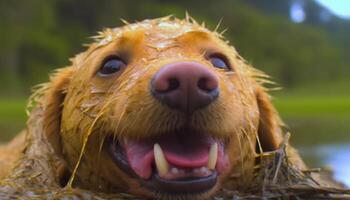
left=0, top=17, right=306, bottom=199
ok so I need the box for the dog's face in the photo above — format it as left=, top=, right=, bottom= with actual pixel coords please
left=42, top=17, right=283, bottom=200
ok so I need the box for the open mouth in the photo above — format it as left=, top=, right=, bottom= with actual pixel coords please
left=107, top=129, right=229, bottom=194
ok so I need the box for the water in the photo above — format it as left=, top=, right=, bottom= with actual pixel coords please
left=299, top=144, right=350, bottom=187
left=284, top=116, right=350, bottom=187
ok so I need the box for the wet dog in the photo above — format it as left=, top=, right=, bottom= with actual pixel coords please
left=0, top=17, right=307, bottom=199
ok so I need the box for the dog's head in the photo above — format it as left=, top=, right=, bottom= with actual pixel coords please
left=40, top=17, right=283, bottom=199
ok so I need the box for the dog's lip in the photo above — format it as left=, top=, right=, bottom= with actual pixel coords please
left=108, top=139, right=138, bottom=178
left=106, top=131, right=229, bottom=194
left=141, top=172, right=218, bottom=194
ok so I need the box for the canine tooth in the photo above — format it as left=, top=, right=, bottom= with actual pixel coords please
left=154, top=143, right=169, bottom=176
left=208, top=143, right=218, bottom=170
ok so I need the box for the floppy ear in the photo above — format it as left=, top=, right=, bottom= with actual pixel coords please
left=40, top=67, right=75, bottom=185
left=255, top=86, right=284, bottom=152
left=38, top=67, right=75, bottom=184
left=42, top=67, right=74, bottom=156
left=255, top=86, right=308, bottom=169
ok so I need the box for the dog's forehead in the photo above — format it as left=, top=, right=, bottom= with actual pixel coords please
left=95, top=17, right=215, bottom=48
left=74, top=17, right=253, bottom=75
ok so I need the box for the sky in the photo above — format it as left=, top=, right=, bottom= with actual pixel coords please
left=315, top=0, right=350, bottom=19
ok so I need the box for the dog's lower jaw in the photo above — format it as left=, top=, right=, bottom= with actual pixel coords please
left=129, top=180, right=221, bottom=200
left=104, top=130, right=230, bottom=198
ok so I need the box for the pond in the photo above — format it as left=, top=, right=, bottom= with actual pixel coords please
left=299, top=144, right=350, bottom=186
left=284, top=116, right=350, bottom=187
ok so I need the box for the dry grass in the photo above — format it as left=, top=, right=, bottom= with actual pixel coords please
left=217, top=133, right=350, bottom=200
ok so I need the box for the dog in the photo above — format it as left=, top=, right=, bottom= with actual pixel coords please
left=0, top=17, right=310, bottom=199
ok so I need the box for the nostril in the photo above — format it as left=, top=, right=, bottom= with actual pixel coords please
left=198, top=78, right=210, bottom=92
left=167, top=78, right=180, bottom=92
left=153, top=78, right=180, bottom=93
left=197, top=77, right=218, bottom=92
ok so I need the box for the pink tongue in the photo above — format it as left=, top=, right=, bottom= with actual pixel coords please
left=160, top=137, right=210, bottom=167
left=124, top=140, right=154, bottom=179
left=124, top=134, right=212, bottom=179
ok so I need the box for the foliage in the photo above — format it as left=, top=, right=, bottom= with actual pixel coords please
left=0, top=0, right=349, bottom=96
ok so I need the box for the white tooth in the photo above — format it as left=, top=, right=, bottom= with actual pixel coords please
left=154, top=143, right=169, bottom=176
left=208, top=143, right=218, bottom=170
left=193, top=168, right=200, bottom=173
left=200, top=166, right=208, bottom=173
left=171, top=168, right=179, bottom=174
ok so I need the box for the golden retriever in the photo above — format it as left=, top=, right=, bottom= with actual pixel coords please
left=0, top=17, right=309, bottom=199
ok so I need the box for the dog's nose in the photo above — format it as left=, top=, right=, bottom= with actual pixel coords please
left=151, top=61, right=219, bottom=113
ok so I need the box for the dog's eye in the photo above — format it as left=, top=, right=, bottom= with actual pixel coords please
left=209, top=55, right=231, bottom=70
left=98, top=57, right=126, bottom=76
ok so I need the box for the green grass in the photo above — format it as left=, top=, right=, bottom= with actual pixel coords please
left=272, top=94, right=350, bottom=145
left=0, top=99, right=27, bottom=141
left=0, top=99, right=27, bottom=119
left=274, top=95, right=350, bottom=117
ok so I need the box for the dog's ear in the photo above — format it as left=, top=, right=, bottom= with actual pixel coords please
left=41, top=67, right=74, bottom=185
left=42, top=67, right=74, bottom=156
left=255, top=86, right=283, bottom=152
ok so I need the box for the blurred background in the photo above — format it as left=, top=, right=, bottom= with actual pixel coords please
left=0, top=0, right=349, bottom=186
